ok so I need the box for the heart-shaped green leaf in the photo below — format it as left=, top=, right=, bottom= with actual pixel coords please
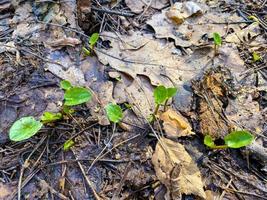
left=60, top=80, right=72, bottom=90
left=41, top=112, right=62, bottom=123
left=154, top=85, right=167, bottom=105
left=204, top=135, right=216, bottom=148
left=154, top=85, right=177, bottom=105
left=64, top=87, right=92, bottom=106
left=224, top=130, right=254, bottom=148
left=9, top=117, right=43, bottom=141
left=213, top=32, right=222, bottom=46
left=89, top=33, right=99, bottom=47
left=105, top=103, right=123, bottom=123
left=167, top=87, right=177, bottom=99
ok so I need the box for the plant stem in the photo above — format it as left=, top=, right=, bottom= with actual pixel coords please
left=152, top=104, right=160, bottom=121
left=214, top=44, right=218, bottom=56
left=153, top=104, right=160, bottom=116
left=211, top=144, right=228, bottom=149
left=163, top=100, right=168, bottom=111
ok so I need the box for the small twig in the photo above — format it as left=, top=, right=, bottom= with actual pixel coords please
left=77, top=161, right=102, bottom=200
left=91, top=6, right=135, bottom=17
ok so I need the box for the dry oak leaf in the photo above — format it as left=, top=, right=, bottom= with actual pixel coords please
left=125, top=0, right=168, bottom=14
left=96, top=31, right=189, bottom=86
left=152, top=137, right=206, bottom=199
left=160, top=109, right=194, bottom=138
left=147, top=9, right=242, bottom=47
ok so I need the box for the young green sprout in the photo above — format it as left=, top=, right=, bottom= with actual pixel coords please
left=41, top=112, right=62, bottom=123
left=252, top=52, right=261, bottom=62
left=204, top=130, right=254, bottom=149
left=153, top=85, right=177, bottom=117
left=213, top=32, right=222, bottom=56
left=83, top=32, right=100, bottom=56
left=63, top=139, right=75, bottom=151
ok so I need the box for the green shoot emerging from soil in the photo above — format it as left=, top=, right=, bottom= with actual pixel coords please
left=105, top=103, right=123, bottom=123
left=252, top=52, right=261, bottom=62
left=83, top=32, right=100, bottom=56
left=153, top=85, right=177, bottom=116
left=41, top=112, right=62, bottom=123
left=204, top=130, right=254, bottom=149
left=213, top=32, right=222, bottom=56
left=63, top=139, right=75, bottom=151
left=9, top=117, right=43, bottom=141
left=9, top=80, right=92, bottom=142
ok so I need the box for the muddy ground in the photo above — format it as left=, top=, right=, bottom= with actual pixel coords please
left=0, top=0, right=267, bottom=199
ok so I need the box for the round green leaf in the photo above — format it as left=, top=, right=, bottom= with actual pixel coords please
left=60, top=80, right=72, bottom=90
left=64, top=87, right=92, bottom=106
left=105, top=103, right=123, bottom=123
left=41, top=112, right=62, bottom=123
left=204, top=135, right=216, bottom=148
left=213, top=32, right=222, bottom=46
left=9, top=117, right=43, bottom=141
left=224, top=130, right=254, bottom=148
left=153, top=85, right=168, bottom=105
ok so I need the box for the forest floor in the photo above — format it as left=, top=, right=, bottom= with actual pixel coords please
left=0, top=0, right=267, bottom=199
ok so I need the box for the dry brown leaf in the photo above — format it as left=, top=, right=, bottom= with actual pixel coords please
left=225, top=91, right=266, bottom=134
left=45, top=37, right=81, bottom=49
left=96, top=31, right=197, bottom=86
left=225, top=23, right=262, bottom=45
left=160, top=109, right=194, bottom=138
left=152, top=137, right=206, bottom=199
left=147, top=9, right=242, bottom=47
left=0, top=182, right=16, bottom=200
left=166, top=1, right=202, bottom=25
left=125, top=76, right=155, bottom=118
left=192, top=68, right=231, bottom=138
left=125, top=0, right=168, bottom=14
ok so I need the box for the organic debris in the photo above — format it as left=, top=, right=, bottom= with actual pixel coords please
left=152, top=137, right=206, bottom=199
left=1, top=0, right=267, bottom=199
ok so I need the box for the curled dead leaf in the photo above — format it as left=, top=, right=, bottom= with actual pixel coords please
left=166, top=1, right=202, bottom=25
left=160, top=109, right=194, bottom=138
left=152, top=137, right=206, bottom=199
left=45, top=37, right=81, bottom=49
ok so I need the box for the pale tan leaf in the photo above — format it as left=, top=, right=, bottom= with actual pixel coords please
left=45, top=37, right=81, bottom=49
left=166, top=1, right=202, bottom=25
left=160, top=109, right=194, bottom=138
left=152, top=137, right=206, bottom=199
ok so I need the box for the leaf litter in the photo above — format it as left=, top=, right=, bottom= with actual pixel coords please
left=1, top=0, right=267, bottom=199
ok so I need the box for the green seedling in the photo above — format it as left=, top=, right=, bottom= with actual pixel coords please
left=9, top=80, right=93, bottom=142
left=83, top=32, right=100, bottom=56
left=60, top=80, right=92, bottom=106
left=63, top=139, right=75, bottom=151
left=204, top=130, right=254, bottom=149
left=41, top=112, right=62, bottom=123
left=89, top=33, right=99, bottom=49
left=9, top=117, right=43, bottom=142
left=252, top=52, right=261, bottom=62
left=105, top=103, right=123, bottom=123
left=213, top=32, right=222, bottom=56
left=153, top=85, right=177, bottom=116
